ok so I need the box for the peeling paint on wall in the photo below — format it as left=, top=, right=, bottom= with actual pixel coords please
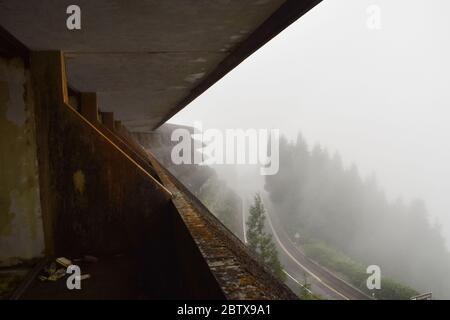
left=0, top=57, right=44, bottom=267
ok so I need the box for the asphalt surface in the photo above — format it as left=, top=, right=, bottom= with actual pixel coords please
left=264, top=206, right=372, bottom=300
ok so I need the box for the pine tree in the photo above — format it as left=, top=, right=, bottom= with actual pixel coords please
left=298, top=274, right=316, bottom=300
left=246, top=193, right=285, bottom=281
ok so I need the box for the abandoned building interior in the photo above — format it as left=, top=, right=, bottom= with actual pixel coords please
left=0, top=1, right=322, bottom=299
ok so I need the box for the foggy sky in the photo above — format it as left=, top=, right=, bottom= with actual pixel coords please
left=169, top=0, right=450, bottom=247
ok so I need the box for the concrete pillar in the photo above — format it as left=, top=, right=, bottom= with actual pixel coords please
left=68, top=95, right=79, bottom=110
left=101, top=112, right=114, bottom=131
left=30, top=51, right=68, bottom=256
left=114, top=120, right=122, bottom=133
left=81, top=92, right=99, bottom=123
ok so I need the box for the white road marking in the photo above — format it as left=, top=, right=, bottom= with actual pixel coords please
left=242, top=198, right=247, bottom=243
left=264, top=207, right=350, bottom=300
left=283, top=270, right=313, bottom=294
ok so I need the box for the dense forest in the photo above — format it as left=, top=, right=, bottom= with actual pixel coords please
left=265, top=133, right=450, bottom=298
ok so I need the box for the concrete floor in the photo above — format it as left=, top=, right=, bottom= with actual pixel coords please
left=20, top=255, right=150, bottom=300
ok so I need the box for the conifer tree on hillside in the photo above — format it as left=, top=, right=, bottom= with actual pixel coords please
left=246, top=194, right=285, bottom=281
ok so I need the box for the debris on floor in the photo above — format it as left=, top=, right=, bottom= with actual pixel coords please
left=56, top=257, right=72, bottom=268
left=38, top=257, right=92, bottom=284
left=39, top=268, right=66, bottom=282
left=80, top=274, right=90, bottom=281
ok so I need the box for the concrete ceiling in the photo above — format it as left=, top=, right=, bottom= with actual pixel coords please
left=0, top=0, right=321, bottom=131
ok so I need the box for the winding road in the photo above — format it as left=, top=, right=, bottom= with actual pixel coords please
left=243, top=196, right=372, bottom=300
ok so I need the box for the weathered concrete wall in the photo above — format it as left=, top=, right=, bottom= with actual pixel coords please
left=1, top=51, right=289, bottom=299
left=0, top=56, right=44, bottom=266
left=1, top=51, right=227, bottom=299
left=32, top=89, right=170, bottom=256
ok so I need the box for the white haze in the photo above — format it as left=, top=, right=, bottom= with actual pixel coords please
left=169, top=0, right=450, bottom=247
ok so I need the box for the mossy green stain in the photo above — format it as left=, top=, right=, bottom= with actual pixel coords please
left=0, top=58, right=41, bottom=240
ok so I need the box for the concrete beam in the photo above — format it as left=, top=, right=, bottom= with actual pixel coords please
left=81, top=92, right=99, bottom=123
left=101, top=111, right=115, bottom=131
left=153, top=0, right=323, bottom=129
left=114, top=120, right=122, bottom=132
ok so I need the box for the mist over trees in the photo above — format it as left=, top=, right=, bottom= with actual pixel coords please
left=145, top=124, right=450, bottom=298
left=265, top=133, right=450, bottom=298
left=197, top=175, right=243, bottom=237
